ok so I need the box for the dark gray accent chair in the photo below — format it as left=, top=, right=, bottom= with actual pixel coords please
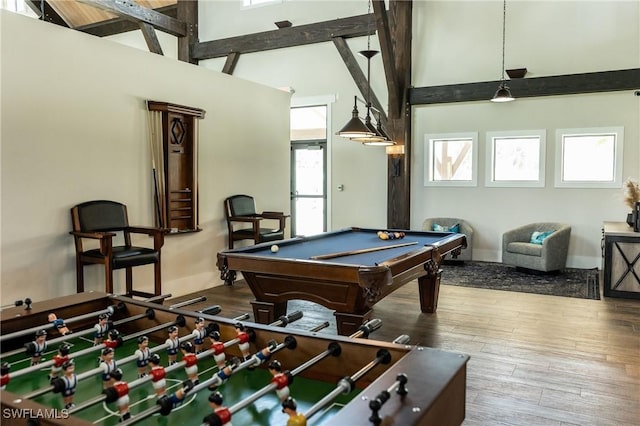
left=502, top=222, right=571, bottom=272
left=422, top=217, right=473, bottom=262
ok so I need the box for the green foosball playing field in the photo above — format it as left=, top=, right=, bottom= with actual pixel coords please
left=2, top=334, right=356, bottom=425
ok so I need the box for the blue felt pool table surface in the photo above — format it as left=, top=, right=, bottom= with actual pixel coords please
left=228, top=227, right=459, bottom=265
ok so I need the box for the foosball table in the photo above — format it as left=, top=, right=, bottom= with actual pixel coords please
left=0, top=292, right=469, bottom=426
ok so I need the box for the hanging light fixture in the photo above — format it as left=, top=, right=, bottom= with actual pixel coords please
left=491, top=0, right=515, bottom=103
left=338, top=0, right=394, bottom=145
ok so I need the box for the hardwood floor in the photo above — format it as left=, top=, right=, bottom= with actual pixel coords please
left=166, top=278, right=640, bottom=426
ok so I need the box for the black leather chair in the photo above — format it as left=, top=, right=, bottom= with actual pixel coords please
left=224, top=195, right=288, bottom=249
left=70, top=200, right=165, bottom=297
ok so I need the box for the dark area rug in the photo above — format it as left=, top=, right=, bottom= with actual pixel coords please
left=440, top=261, right=601, bottom=300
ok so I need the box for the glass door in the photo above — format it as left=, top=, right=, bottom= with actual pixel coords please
left=290, top=106, right=327, bottom=236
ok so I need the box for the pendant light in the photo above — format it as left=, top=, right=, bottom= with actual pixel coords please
left=491, top=0, right=515, bottom=103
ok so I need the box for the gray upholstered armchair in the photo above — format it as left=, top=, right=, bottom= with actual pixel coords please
left=422, top=217, right=473, bottom=261
left=502, top=222, right=571, bottom=272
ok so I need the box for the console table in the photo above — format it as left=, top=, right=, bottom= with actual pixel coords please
left=602, top=221, right=640, bottom=299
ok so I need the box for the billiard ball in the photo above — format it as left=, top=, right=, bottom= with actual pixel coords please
left=271, top=245, right=279, bottom=253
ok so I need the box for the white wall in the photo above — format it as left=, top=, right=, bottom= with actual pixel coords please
left=0, top=10, right=291, bottom=304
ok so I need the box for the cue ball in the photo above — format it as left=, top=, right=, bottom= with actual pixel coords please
left=271, top=245, right=279, bottom=253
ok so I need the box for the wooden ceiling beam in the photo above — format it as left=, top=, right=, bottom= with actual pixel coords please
left=75, top=5, right=177, bottom=36
left=409, top=68, right=640, bottom=105
left=372, top=0, right=400, bottom=119
left=222, top=52, right=240, bottom=75
left=139, top=22, right=163, bottom=55
left=332, top=36, right=387, bottom=126
left=192, top=14, right=376, bottom=60
left=177, top=0, right=198, bottom=64
left=77, top=0, right=186, bottom=37
left=25, top=0, right=68, bottom=27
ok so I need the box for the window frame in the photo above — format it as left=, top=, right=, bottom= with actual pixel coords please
left=554, top=127, right=624, bottom=189
left=485, top=129, right=547, bottom=188
left=423, top=132, right=478, bottom=187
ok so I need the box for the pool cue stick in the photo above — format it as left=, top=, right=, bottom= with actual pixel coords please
left=146, top=101, right=163, bottom=229
left=303, top=348, right=392, bottom=422
left=0, top=303, right=125, bottom=343
left=310, top=241, right=419, bottom=260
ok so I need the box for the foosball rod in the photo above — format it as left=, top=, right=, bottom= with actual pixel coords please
left=71, top=314, right=295, bottom=414
left=349, top=319, right=382, bottom=339
left=309, top=321, right=331, bottom=333
left=226, top=341, right=342, bottom=417
left=303, top=348, right=392, bottom=422
left=68, top=330, right=220, bottom=415
left=168, top=296, right=207, bottom=310
left=4, top=308, right=157, bottom=375
left=117, top=337, right=296, bottom=426
left=143, top=294, right=172, bottom=304
left=21, top=314, right=187, bottom=400
left=0, top=307, right=154, bottom=360
left=0, top=303, right=126, bottom=343
left=0, top=299, right=24, bottom=310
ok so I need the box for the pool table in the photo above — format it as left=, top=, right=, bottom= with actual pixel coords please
left=217, top=227, right=466, bottom=335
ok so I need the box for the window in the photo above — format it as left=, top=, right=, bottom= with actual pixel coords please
left=554, top=127, right=624, bottom=188
left=242, top=0, right=281, bottom=8
left=486, top=130, right=546, bottom=188
left=424, top=133, right=478, bottom=187
left=1, top=0, right=37, bottom=17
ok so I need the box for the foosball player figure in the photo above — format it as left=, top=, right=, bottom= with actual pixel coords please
left=180, top=341, right=199, bottom=385
left=94, top=313, right=110, bottom=346
left=156, top=379, right=195, bottom=416
left=48, top=313, right=71, bottom=336
left=282, top=397, right=306, bottom=426
left=148, top=354, right=166, bottom=398
left=234, top=323, right=251, bottom=361
left=1, top=362, right=10, bottom=390
left=268, top=360, right=292, bottom=402
left=165, top=325, right=180, bottom=365
left=192, top=317, right=207, bottom=354
left=248, top=339, right=277, bottom=370
left=134, top=335, right=151, bottom=378
left=105, top=329, right=123, bottom=350
left=202, top=391, right=232, bottom=426
left=103, top=369, right=130, bottom=422
left=207, top=357, right=241, bottom=391
left=208, top=330, right=227, bottom=369
left=49, top=343, right=71, bottom=382
left=51, top=359, right=77, bottom=410
left=26, top=329, right=47, bottom=366
left=100, top=347, right=119, bottom=389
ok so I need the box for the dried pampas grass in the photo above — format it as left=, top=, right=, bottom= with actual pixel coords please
left=624, top=178, right=640, bottom=210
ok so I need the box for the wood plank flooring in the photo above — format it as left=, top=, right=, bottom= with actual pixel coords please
left=166, top=278, right=640, bottom=426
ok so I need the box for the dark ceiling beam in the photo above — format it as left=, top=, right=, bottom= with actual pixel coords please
left=139, top=22, right=163, bottom=55
left=192, top=14, right=376, bottom=60
left=177, top=0, right=198, bottom=64
left=386, top=0, right=412, bottom=230
left=372, top=0, right=400, bottom=119
left=332, top=36, right=387, bottom=126
left=76, top=5, right=177, bottom=36
left=410, top=68, right=640, bottom=105
left=25, top=0, right=68, bottom=27
left=222, top=52, right=240, bottom=75
left=77, top=0, right=186, bottom=37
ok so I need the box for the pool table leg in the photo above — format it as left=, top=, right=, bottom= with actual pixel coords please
left=251, top=300, right=288, bottom=324
left=417, top=267, right=442, bottom=313
left=334, top=310, right=372, bottom=336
